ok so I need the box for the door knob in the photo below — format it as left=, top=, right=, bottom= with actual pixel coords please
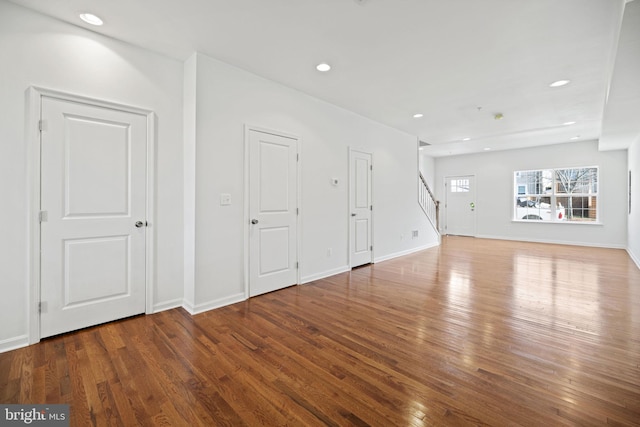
left=251, top=219, right=259, bottom=224
left=135, top=221, right=145, bottom=228
left=351, top=213, right=356, bottom=217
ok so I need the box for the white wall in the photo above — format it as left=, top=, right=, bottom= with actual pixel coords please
left=0, top=2, right=184, bottom=351
left=629, top=138, right=640, bottom=267
left=184, top=53, right=438, bottom=312
left=420, top=152, right=436, bottom=190
left=434, top=140, right=628, bottom=248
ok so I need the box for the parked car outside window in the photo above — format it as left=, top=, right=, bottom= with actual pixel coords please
left=516, top=197, right=565, bottom=221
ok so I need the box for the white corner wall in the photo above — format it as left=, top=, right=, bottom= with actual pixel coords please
left=434, top=140, right=628, bottom=248
left=629, top=138, right=640, bottom=267
left=185, top=53, right=438, bottom=312
left=0, top=2, right=184, bottom=351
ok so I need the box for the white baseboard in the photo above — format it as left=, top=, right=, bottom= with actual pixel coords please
left=0, top=335, right=29, bottom=354
left=627, top=248, right=640, bottom=271
left=152, top=298, right=183, bottom=313
left=374, top=242, right=440, bottom=264
left=477, top=234, right=627, bottom=250
left=182, top=292, right=246, bottom=315
left=300, top=265, right=350, bottom=284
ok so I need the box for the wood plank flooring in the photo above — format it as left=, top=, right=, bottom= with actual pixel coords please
left=2, top=236, right=640, bottom=426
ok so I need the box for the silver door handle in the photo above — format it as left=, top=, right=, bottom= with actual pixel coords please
left=135, top=221, right=146, bottom=228
left=251, top=219, right=259, bottom=224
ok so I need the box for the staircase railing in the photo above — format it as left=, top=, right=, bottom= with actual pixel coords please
left=419, top=172, right=440, bottom=232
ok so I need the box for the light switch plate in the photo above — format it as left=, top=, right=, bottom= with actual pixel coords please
left=220, top=193, right=231, bottom=206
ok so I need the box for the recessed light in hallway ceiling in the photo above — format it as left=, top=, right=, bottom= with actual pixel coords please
left=550, top=79, right=571, bottom=87
left=316, top=63, right=331, bottom=72
left=79, top=13, right=103, bottom=26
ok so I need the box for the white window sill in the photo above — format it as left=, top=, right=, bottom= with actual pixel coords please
left=512, top=220, right=603, bottom=226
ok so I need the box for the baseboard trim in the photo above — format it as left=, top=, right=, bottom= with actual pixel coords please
left=152, top=298, right=183, bottom=314
left=300, top=265, right=351, bottom=284
left=476, top=234, right=627, bottom=250
left=627, top=248, right=640, bottom=271
left=183, top=293, right=246, bottom=315
left=0, top=335, right=29, bottom=354
left=374, top=242, right=440, bottom=264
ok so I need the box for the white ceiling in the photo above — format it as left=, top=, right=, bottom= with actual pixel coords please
left=8, top=0, right=639, bottom=156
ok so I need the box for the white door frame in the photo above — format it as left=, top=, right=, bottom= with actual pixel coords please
left=26, top=87, right=156, bottom=344
left=444, top=174, right=477, bottom=237
left=348, top=147, right=374, bottom=267
left=243, top=125, right=302, bottom=297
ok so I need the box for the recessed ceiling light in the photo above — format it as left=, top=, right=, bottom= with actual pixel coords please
left=550, top=80, right=570, bottom=87
left=413, top=113, right=424, bottom=118
left=484, top=147, right=491, bottom=151
left=462, top=137, right=471, bottom=141
left=570, top=135, right=580, bottom=140
left=79, top=13, right=103, bottom=26
left=316, top=63, right=331, bottom=72
left=563, top=121, right=576, bottom=126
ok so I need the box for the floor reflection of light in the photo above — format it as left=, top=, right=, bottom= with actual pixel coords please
left=407, top=399, right=430, bottom=426
left=512, top=253, right=601, bottom=335
left=448, top=271, right=470, bottom=299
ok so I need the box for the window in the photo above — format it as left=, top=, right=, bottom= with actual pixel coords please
left=450, top=178, right=470, bottom=193
left=514, top=167, right=598, bottom=222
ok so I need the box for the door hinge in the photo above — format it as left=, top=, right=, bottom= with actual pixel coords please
left=370, top=245, right=373, bottom=251
left=296, top=262, right=299, bottom=269
left=296, top=208, right=299, bottom=215
left=39, top=210, right=48, bottom=223
left=39, top=302, right=47, bottom=313
left=370, top=165, right=373, bottom=171
left=38, top=120, right=43, bottom=132
left=370, top=205, right=373, bottom=211
left=297, top=153, right=299, bottom=161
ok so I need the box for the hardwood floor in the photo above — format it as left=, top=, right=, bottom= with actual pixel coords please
left=2, top=236, right=640, bottom=426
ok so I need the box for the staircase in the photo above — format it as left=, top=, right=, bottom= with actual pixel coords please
left=419, top=172, right=440, bottom=234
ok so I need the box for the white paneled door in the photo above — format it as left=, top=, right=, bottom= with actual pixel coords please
left=248, top=129, right=298, bottom=297
left=445, top=175, right=477, bottom=237
left=39, top=96, right=147, bottom=338
left=350, top=149, right=372, bottom=268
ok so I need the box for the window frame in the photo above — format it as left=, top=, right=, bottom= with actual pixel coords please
left=513, top=166, right=600, bottom=224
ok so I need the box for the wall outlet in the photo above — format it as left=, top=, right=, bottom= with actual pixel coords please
left=220, top=193, right=231, bottom=206
left=412, top=230, right=419, bottom=238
